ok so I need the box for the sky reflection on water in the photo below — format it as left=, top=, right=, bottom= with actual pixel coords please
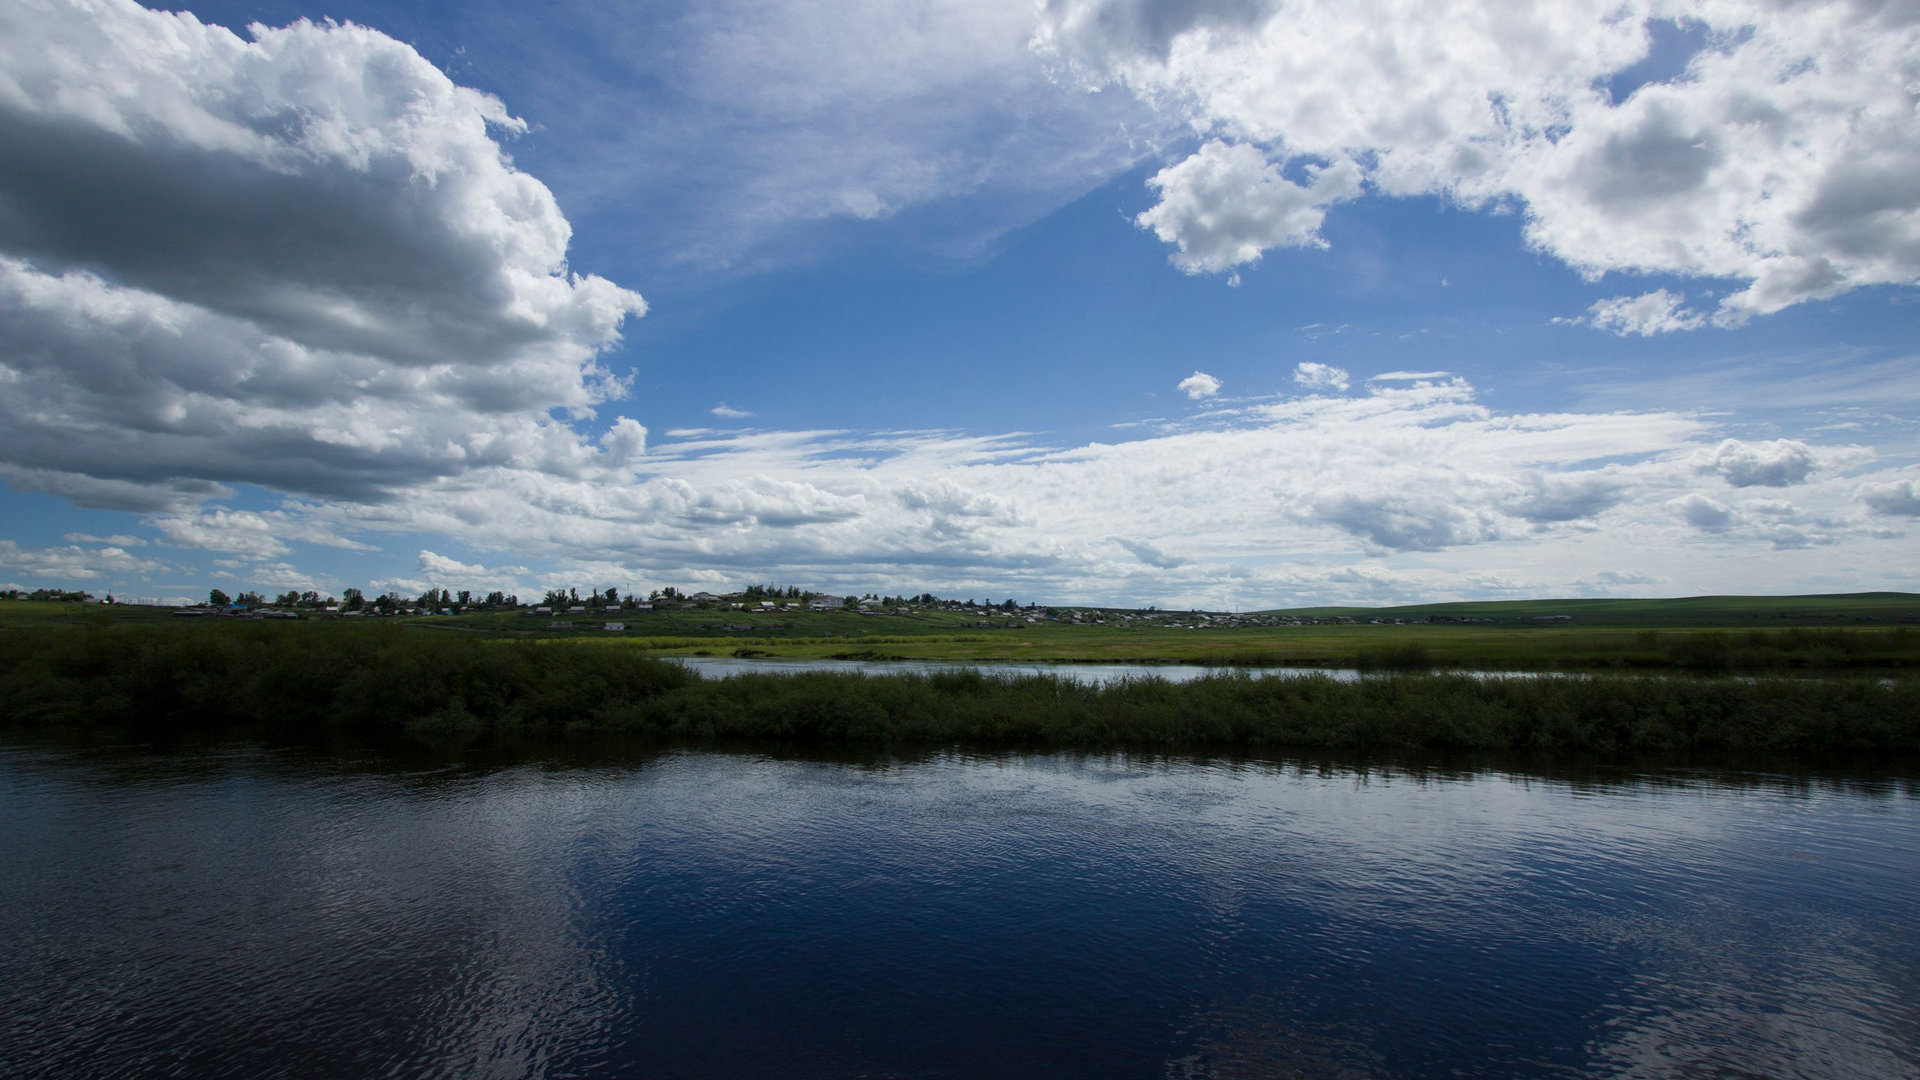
left=3, top=742, right=1916, bottom=1079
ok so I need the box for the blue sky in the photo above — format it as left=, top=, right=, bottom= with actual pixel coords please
left=2, top=0, right=1917, bottom=608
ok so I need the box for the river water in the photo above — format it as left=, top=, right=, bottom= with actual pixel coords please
left=3, top=741, right=1916, bottom=1079
left=673, top=656, right=1372, bottom=682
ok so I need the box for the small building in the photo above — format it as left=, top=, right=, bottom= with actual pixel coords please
left=603, top=622, right=625, bottom=631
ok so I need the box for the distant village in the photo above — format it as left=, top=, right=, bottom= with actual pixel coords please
left=1, top=584, right=1490, bottom=629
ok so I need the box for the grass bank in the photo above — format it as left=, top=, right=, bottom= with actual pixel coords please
left=2, top=622, right=1914, bottom=761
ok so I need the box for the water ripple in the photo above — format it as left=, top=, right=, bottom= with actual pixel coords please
left=2, top=743, right=1915, bottom=1079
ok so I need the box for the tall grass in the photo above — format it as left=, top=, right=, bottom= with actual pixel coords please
left=2, top=623, right=1914, bottom=759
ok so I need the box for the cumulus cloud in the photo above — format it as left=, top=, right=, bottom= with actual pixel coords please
left=13, top=370, right=1898, bottom=604
left=0, top=539, right=168, bottom=581
left=1505, top=474, right=1626, bottom=524
left=0, top=1, right=646, bottom=509
left=1857, top=478, right=1920, bottom=517
left=1311, top=491, right=1503, bottom=551
left=1292, top=362, right=1350, bottom=393
left=1693, top=439, right=1817, bottom=488
left=600, top=418, right=649, bottom=464
left=1667, top=493, right=1736, bottom=532
left=1137, top=140, right=1362, bottom=273
left=1177, top=371, right=1223, bottom=398
left=418, top=549, right=531, bottom=581
left=1036, top=1, right=1920, bottom=318
left=146, top=508, right=374, bottom=559
left=1580, top=289, right=1705, bottom=336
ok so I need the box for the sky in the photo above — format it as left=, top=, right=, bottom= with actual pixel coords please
left=1, top=0, right=1917, bottom=609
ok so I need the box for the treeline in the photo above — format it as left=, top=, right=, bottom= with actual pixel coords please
left=2, top=623, right=1915, bottom=759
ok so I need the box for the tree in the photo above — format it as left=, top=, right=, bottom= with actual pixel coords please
left=603, top=586, right=618, bottom=606
left=457, top=590, right=472, bottom=607
left=208, top=588, right=231, bottom=607
left=236, top=591, right=264, bottom=607
left=484, top=591, right=506, bottom=607
left=342, top=587, right=365, bottom=611
left=275, top=591, right=300, bottom=607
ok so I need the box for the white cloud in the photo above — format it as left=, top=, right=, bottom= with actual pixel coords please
left=1037, top=1, right=1920, bottom=318
left=0, top=2, right=646, bottom=510
left=221, top=374, right=1804, bottom=602
left=710, top=403, right=755, bottom=419
left=1692, top=438, right=1818, bottom=488
left=1177, top=371, right=1223, bottom=398
left=600, top=417, right=649, bottom=464
left=0, top=539, right=168, bottom=581
left=1668, top=493, right=1736, bottom=532
left=1857, top=478, right=1920, bottom=517
left=64, top=532, right=146, bottom=547
left=1581, top=289, right=1705, bottom=336
left=1292, top=362, right=1350, bottom=393
left=418, top=549, right=531, bottom=583
left=17, top=371, right=1905, bottom=603
left=1367, top=371, right=1452, bottom=383
left=1137, top=140, right=1362, bottom=273
left=1505, top=473, right=1627, bottom=524
left=1311, top=491, right=1504, bottom=551
left=146, top=509, right=374, bottom=559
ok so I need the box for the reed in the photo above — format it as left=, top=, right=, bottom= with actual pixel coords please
left=2, top=623, right=1913, bottom=759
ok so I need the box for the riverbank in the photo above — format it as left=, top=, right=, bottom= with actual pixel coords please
left=3, top=622, right=1914, bottom=761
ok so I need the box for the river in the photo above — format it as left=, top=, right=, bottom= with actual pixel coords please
left=3, top=740, right=1915, bottom=1079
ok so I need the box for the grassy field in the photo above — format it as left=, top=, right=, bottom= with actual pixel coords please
left=5, top=593, right=1920, bottom=670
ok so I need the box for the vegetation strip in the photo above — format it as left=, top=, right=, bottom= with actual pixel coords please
left=2, top=623, right=1913, bottom=759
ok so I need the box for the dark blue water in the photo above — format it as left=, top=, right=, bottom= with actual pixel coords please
left=3, top=741, right=1916, bottom=1079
